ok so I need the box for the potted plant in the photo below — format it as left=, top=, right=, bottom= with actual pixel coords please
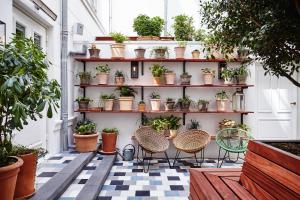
left=164, top=69, right=176, bottom=85
left=10, top=146, right=46, bottom=199
left=88, top=43, right=100, bottom=58
left=114, top=70, right=125, bottom=85
left=133, top=14, right=164, bottom=40
left=100, top=94, right=115, bottom=111
left=237, top=123, right=251, bottom=132
left=0, top=36, right=61, bottom=200
left=167, top=115, right=181, bottom=138
left=115, top=86, right=137, bottom=111
left=110, top=32, right=128, bottom=58
left=174, top=41, right=187, bottom=59
left=73, top=120, right=98, bottom=152
left=151, top=46, right=169, bottom=59
left=188, top=119, right=200, bottom=130
left=215, top=90, right=229, bottom=112
left=177, top=96, right=192, bottom=111
left=221, top=68, right=235, bottom=85
left=134, top=46, right=146, bottom=58
left=164, top=98, right=176, bottom=111
left=102, top=128, right=119, bottom=153
left=149, top=92, right=161, bottom=111
left=149, top=64, right=166, bottom=85
left=76, top=96, right=92, bottom=110
left=198, top=99, right=209, bottom=111
left=203, top=32, right=224, bottom=59
left=151, top=117, right=169, bottom=134
left=180, top=72, right=192, bottom=85
left=77, top=71, right=91, bottom=85
left=138, top=101, right=146, bottom=111
left=96, top=64, right=110, bottom=85
left=201, top=68, right=215, bottom=85
left=172, top=14, right=194, bottom=41
left=192, top=49, right=200, bottom=59
left=234, top=65, right=250, bottom=84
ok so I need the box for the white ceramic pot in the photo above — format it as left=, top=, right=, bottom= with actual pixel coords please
left=97, top=73, right=109, bottom=85
left=150, top=99, right=161, bottom=111
left=119, top=96, right=134, bottom=111
left=169, top=130, right=178, bottom=138
left=216, top=100, right=228, bottom=112
left=223, top=78, right=233, bottom=85
left=104, top=99, right=114, bottom=111
left=111, top=43, right=125, bottom=58
left=174, top=47, right=185, bottom=59
left=165, top=73, right=176, bottom=85
left=203, top=73, right=214, bottom=85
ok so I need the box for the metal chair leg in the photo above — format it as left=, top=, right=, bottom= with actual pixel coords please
left=164, top=152, right=171, bottom=168
left=217, top=147, right=221, bottom=168
left=142, top=152, right=152, bottom=173
left=173, top=150, right=181, bottom=167
left=219, top=150, right=228, bottom=168
left=194, top=149, right=205, bottom=167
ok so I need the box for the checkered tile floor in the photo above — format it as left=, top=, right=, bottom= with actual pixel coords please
left=36, top=152, right=243, bottom=200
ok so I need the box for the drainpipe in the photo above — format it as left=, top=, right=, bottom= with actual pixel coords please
left=61, top=0, right=68, bottom=151
left=164, top=0, right=168, bottom=36
left=109, top=0, right=112, bottom=33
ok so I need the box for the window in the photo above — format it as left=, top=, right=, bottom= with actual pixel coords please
left=16, top=22, right=25, bottom=38
left=34, top=32, right=42, bottom=48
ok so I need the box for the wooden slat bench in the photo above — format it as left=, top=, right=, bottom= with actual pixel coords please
left=190, top=140, right=300, bottom=200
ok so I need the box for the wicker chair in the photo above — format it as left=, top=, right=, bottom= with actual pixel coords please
left=173, top=129, right=211, bottom=167
left=135, top=126, right=171, bottom=172
left=216, top=128, right=252, bottom=168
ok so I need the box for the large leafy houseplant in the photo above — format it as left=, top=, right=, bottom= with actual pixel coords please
left=172, top=14, right=194, bottom=41
left=133, top=14, right=164, bottom=37
left=0, top=36, right=61, bottom=167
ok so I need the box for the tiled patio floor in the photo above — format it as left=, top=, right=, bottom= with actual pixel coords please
left=36, top=152, right=243, bottom=200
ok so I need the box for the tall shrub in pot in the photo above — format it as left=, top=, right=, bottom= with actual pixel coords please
left=115, top=86, right=137, bottom=111
left=96, top=64, right=110, bottom=84
left=110, top=32, right=127, bottom=58
left=0, top=36, right=61, bottom=199
left=73, top=120, right=98, bottom=152
left=172, top=14, right=194, bottom=41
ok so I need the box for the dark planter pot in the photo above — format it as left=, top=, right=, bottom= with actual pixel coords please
left=180, top=75, right=192, bottom=85
left=199, top=103, right=209, bottom=112
left=236, top=75, right=247, bottom=84
left=154, top=49, right=167, bottom=59
left=89, top=48, right=100, bottom=58
left=80, top=77, right=91, bottom=85
left=179, top=102, right=191, bottom=111
left=102, top=132, right=118, bottom=153
left=164, top=101, right=175, bottom=111
left=78, top=101, right=89, bottom=110
left=134, top=49, right=146, bottom=58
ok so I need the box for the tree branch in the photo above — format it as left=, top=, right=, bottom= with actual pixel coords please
left=276, top=67, right=300, bottom=87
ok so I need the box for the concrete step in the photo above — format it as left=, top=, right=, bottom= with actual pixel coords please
left=30, top=152, right=95, bottom=200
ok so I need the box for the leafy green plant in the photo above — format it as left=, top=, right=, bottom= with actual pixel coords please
left=9, top=145, right=47, bottom=158
left=198, top=99, right=209, bottom=105
left=215, top=90, right=229, bottom=100
left=172, top=14, right=194, bottom=41
left=139, top=100, right=145, bottom=104
left=177, top=96, right=192, bottom=109
left=115, top=86, right=137, bottom=97
left=133, top=15, right=164, bottom=37
left=201, top=68, right=215, bottom=74
left=149, top=64, right=166, bottom=77
left=110, top=32, right=128, bottom=43
left=150, top=92, right=160, bottom=99
left=237, top=123, right=251, bottom=132
left=234, top=65, right=250, bottom=77
left=181, top=72, right=191, bottom=76
left=166, top=98, right=174, bottom=102
left=193, top=29, right=206, bottom=42
left=151, top=117, right=169, bottom=132
left=188, top=119, right=200, bottom=130
left=75, top=119, right=96, bottom=135
left=96, top=64, right=110, bottom=73
left=151, top=46, right=169, bottom=58
left=102, top=128, right=119, bottom=134
left=221, top=68, right=235, bottom=79
left=77, top=71, right=91, bottom=79
left=177, top=41, right=187, bottom=47
left=167, top=115, right=181, bottom=130
left=100, top=93, right=115, bottom=100
left=115, top=70, right=125, bottom=77
left=0, top=36, right=61, bottom=167
left=75, top=96, right=92, bottom=102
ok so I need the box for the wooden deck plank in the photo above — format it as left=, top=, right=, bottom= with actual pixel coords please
left=191, top=168, right=242, bottom=172
left=206, top=171, right=242, bottom=177
left=222, top=177, right=256, bottom=200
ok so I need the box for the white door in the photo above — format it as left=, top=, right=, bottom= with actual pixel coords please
left=12, top=7, right=48, bottom=148
left=256, top=64, right=298, bottom=140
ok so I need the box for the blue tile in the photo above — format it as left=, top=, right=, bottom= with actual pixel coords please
left=165, top=191, right=180, bottom=196
left=78, top=179, right=87, bottom=184
left=114, top=172, right=126, bottom=176
left=131, top=176, right=144, bottom=181
left=135, top=190, right=150, bottom=196
left=102, top=185, right=116, bottom=191
left=110, top=180, right=124, bottom=185
left=38, top=172, right=57, bottom=177
left=115, top=185, right=129, bottom=190
left=49, top=156, right=63, bottom=160
left=170, top=185, right=184, bottom=191
left=149, top=180, right=162, bottom=185
left=97, top=197, right=112, bottom=200
left=167, top=176, right=180, bottom=181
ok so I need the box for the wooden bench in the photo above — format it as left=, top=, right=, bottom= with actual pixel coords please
left=190, top=140, right=300, bottom=200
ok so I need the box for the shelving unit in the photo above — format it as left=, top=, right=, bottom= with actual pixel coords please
left=74, top=57, right=253, bottom=125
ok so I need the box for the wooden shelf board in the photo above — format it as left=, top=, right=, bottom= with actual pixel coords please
left=95, top=36, right=175, bottom=41
left=75, top=84, right=254, bottom=88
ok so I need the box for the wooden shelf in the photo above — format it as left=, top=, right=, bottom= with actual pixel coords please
left=75, top=84, right=254, bottom=89
left=74, top=57, right=241, bottom=63
left=95, top=36, right=175, bottom=41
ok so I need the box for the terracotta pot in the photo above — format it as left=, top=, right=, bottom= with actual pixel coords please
left=115, top=76, right=125, bottom=85
left=73, top=133, right=99, bottom=152
left=165, top=72, right=176, bottom=85
left=134, top=49, right=146, bottom=58
left=104, top=99, right=114, bottom=111
left=175, top=47, right=185, bottom=59
left=203, top=73, right=214, bottom=85
left=154, top=49, right=167, bottom=59
left=236, top=75, right=247, bottom=84
left=169, top=130, right=178, bottom=138
left=137, top=36, right=160, bottom=41
left=199, top=103, right=208, bottom=112
left=164, top=101, right=175, bottom=111
left=88, top=48, right=100, bottom=58
left=119, top=96, right=134, bottom=111
left=97, top=73, right=109, bottom=85
left=180, top=74, right=192, bottom=85
left=101, top=132, right=118, bottom=153
left=0, top=156, right=23, bottom=200
left=150, top=99, right=161, bottom=111
left=78, top=101, right=89, bottom=110
left=216, top=100, right=228, bottom=112
left=111, top=43, right=125, bottom=58
left=153, top=77, right=161, bottom=85
left=192, top=50, right=200, bottom=59
left=14, top=153, right=37, bottom=199
left=138, top=103, right=146, bottom=111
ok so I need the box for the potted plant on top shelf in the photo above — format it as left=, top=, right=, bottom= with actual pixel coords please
left=110, top=32, right=128, bottom=58
left=73, top=119, right=98, bottom=152
left=114, top=70, right=125, bottom=85
left=172, top=14, right=194, bottom=41
left=0, top=36, right=61, bottom=199
left=164, top=98, right=176, bottom=111
left=149, top=64, right=166, bottom=85
left=215, top=90, right=229, bottom=112
left=77, top=71, right=91, bottom=85
left=221, top=68, right=235, bottom=85
left=115, top=86, right=137, bottom=111
left=76, top=96, right=92, bottom=110
left=177, top=96, right=192, bottom=111
left=180, top=72, right=192, bottom=85
left=164, top=68, right=176, bottom=85
left=198, top=99, right=209, bottom=112
left=201, top=68, right=215, bottom=85
left=149, top=92, right=161, bottom=111
left=88, top=43, right=100, bottom=58
left=151, top=46, right=169, bottom=59
left=100, top=93, right=115, bottom=111
left=134, top=46, right=146, bottom=58
left=234, top=65, right=250, bottom=84
left=174, top=41, right=187, bottom=59
left=101, top=128, right=119, bottom=153
left=96, top=64, right=110, bottom=84
left=133, top=14, right=164, bottom=40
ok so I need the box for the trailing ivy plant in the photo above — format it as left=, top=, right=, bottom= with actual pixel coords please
left=0, top=36, right=61, bottom=167
left=172, top=14, right=194, bottom=41
left=133, top=14, right=164, bottom=37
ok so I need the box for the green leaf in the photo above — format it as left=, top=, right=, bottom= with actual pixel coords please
left=47, top=105, right=53, bottom=118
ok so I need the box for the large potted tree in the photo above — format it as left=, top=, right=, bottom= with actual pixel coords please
left=0, top=36, right=61, bottom=199
left=110, top=32, right=127, bottom=59
left=115, top=86, right=137, bottom=111
left=133, top=14, right=164, bottom=40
